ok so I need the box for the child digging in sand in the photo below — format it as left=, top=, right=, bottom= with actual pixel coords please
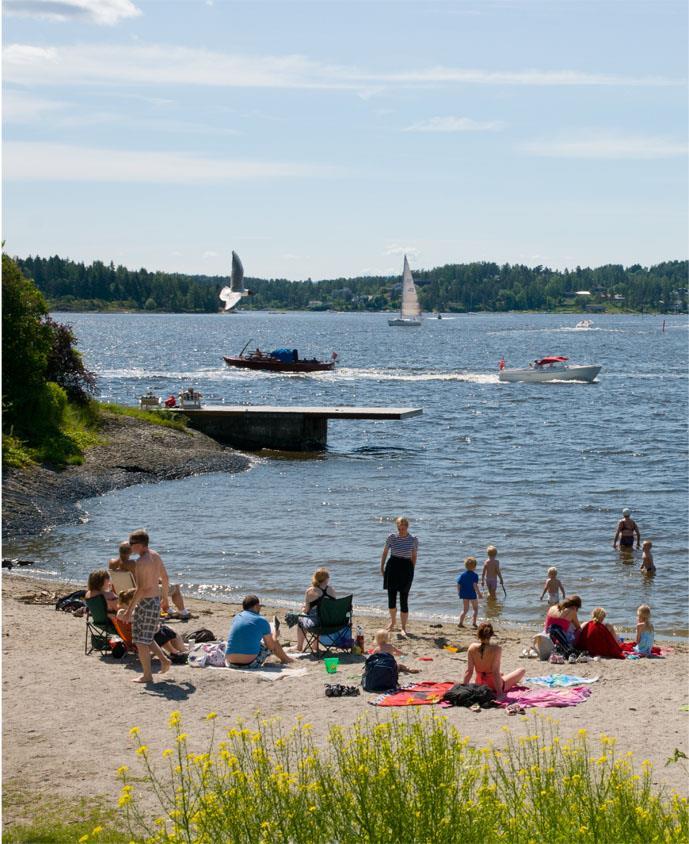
left=373, top=630, right=420, bottom=674
left=481, top=546, right=505, bottom=599
left=457, top=557, right=482, bottom=628
left=540, top=567, right=565, bottom=606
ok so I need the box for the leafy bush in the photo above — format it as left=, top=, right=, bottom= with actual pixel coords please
left=117, top=714, right=688, bottom=844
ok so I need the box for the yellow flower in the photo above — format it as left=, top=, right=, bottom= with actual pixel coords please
left=168, top=710, right=182, bottom=728
left=162, top=748, right=173, bottom=758
left=116, top=765, right=129, bottom=777
left=206, top=712, right=218, bottom=721
left=91, top=827, right=103, bottom=836
left=176, top=733, right=188, bottom=743
left=79, top=836, right=89, bottom=843
left=135, top=745, right=148, bottom=756
left=118, top=794, right=132, bottom=808
left=578, top=728, right=588, bottom=737
left=128, top=726, right=140, bottom=737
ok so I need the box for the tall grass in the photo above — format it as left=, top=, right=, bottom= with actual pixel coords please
left=115, top=713, right=688, bottom=844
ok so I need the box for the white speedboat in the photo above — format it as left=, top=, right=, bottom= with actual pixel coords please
left=388, top=255, right=422, bottom=327
left=499, top=356, right=601, bottom=383
left=139, top=389, right=161, bottom=409
left=575, top=319, right=593, bottom=329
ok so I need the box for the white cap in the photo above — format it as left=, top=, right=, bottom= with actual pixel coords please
left=622, top=508, right=631, bottom=516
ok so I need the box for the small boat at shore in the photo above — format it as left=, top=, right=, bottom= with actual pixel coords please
left=499, top=356, right=601, bottom=383
left=224, top=340, right=337, bottom=373
left=139, top=389, right=161, bottom=409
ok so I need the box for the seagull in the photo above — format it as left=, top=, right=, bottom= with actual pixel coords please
left=219, top=251, right=253, bottom=311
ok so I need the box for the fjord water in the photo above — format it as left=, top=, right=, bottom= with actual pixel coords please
left=7, top=312, right=688, bottom=636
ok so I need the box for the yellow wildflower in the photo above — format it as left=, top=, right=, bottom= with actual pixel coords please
left=135, top=745, right=148, bottom=756
left=128, top=726, right=140, bottom=737
left=206, top=712, right=218, bottom=721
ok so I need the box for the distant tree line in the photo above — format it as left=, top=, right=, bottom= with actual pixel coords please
left=15, top=254, right=688, bottom=314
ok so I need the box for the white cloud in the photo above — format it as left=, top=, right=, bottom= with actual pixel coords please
left=2, top=42, right=682, bottom=90
left=5, top=0, right=141, bottom=25
left=2, top=90, right=68, bottom=122
left=384, top=244, right=421, bottom=258
left=521, top=132, right=688, bottom=159
left=404, top=116, right=505, bottom=133
left=3, top=142, right=345, bottom=183
left=202, top=250, right=218, bottom=259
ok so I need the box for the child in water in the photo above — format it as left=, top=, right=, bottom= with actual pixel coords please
left=540, top=567, right=565, bottom=606
left=481, top=546, right=505, bottom=599
left=640, top=540, right=656, bottom=575
left=373, top=630, right=419, bottom=674
left=634, top=605, right=655, bottom=656
left=457, top=557, right=482, bottom=628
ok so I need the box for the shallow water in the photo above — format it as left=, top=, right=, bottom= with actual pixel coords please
left=5, top=312, right=688, bottom=637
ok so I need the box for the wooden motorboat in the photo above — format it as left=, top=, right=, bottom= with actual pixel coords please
left=224, top=341, right=337, bottom=373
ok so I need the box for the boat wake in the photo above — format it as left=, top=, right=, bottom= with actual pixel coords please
left=334, top=367, right=499, bottom=384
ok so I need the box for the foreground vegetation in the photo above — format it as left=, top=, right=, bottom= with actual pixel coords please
left=106, top=713, right=688, bottom=844
left=16, top=253, right=688, bottom=314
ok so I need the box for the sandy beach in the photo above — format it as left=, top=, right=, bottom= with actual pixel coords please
left=3, top=572, right=687, bottom=828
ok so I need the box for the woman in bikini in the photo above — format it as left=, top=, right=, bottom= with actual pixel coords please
left=545, top=595, right=582, bottom=642
left=463, top=622, right=525, bottom=696
left=296, top=567, right=336, bottom=651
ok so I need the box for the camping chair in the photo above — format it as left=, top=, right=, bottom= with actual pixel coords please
left=84, top=595, right=119, bottom=655
left=298, top=594, right=353, bottom=657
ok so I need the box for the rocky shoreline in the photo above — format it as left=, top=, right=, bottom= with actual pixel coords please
left=1, top=411, right=251, bottom=541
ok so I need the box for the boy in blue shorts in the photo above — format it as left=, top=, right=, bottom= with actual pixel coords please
left=457, top=556, right=482, bottom=628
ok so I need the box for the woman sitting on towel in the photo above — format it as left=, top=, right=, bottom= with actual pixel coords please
left=545, top=595, right=582, bottom=644
left=296, top=568, right=336, bottom=652
left=463, top=623, right=525, bottom=696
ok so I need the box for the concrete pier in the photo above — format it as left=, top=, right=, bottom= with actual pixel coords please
left=170, top=405, right=422, bottom=452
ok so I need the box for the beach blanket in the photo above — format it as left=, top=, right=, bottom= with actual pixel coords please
left=370, top=681, right=454, bottom=707
left=619, top=641, right=667, bottom=657
left=210, top=665, right=309, bottom=682
left=576, top=621, right=624, bottom=659
left=525, top=674, right=600, bottom=688
left=499, top=685, right=592, bottom=709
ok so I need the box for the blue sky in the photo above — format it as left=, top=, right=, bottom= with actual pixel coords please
left=3, top=0, right=687, bottom=280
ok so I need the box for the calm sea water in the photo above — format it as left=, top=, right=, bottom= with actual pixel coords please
left=5, top=311, right=688, bottom=637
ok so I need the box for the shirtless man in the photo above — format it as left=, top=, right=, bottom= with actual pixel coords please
left=123, top=529, right=171, bottom=683
left=110, top=541, right=190, bottom=619
left=613, top=508, right=641, bottom=552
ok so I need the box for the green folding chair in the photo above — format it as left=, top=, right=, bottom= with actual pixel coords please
left=298, top=594, right=353, bottom=657
left=84, top=595, right=118, bottom=655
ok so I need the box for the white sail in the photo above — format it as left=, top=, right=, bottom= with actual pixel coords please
left=400, top=255, right=421, bottom=319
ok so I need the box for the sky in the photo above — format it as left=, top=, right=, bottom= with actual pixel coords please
left=2, top=0, right=688, bottom=280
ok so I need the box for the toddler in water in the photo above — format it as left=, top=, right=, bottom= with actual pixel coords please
left=634, top=605, right=654, bottom=656
left=540, top=567, right=565, bottom=606
left=640, top=540, right=656, bottom=575
left=457, top=557, right=482, bottom=628
left=373, top=630, right=419, bottom=674
left=481, top=546, right=505, bottom=599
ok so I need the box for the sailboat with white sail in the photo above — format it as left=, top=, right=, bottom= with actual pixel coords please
left=388, top=255, right=422, bottom=327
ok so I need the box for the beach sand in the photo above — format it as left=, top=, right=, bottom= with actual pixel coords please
left=3, top=573, right=688, bottom=827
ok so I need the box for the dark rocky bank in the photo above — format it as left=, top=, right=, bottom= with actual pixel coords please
left=2, top=411, right=251, bottom=541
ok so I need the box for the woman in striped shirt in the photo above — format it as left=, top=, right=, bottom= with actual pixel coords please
left=380, top=516, right=418, bottom=638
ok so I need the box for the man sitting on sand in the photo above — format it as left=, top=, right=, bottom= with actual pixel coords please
left=122, top=529, right=172, bottom=684
left=109, top=540, right=190, bottom=619
left=225, top=595, right=294, bottom=669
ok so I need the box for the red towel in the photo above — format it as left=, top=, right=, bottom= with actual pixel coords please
left=575, top=621, right=624, bottom=659
left=373, top=681, right=455, bottom=707
left=619, top=641, right=664, bottom=656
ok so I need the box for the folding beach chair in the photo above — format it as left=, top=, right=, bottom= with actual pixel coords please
left=84, top=595, right=119, bottom=655
left=298, top=594, right=353, bottom=657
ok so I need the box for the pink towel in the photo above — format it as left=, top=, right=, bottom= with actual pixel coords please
left=499, top=685, right=592, bottom=709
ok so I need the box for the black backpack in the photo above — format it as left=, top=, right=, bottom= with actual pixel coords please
left=442, top=683, right=497, bottom=708
left=55, top=590, right=87, bottom=613
left=182, top=628, right=216, bottom=643
left=361, top=652, right=399, bottom=692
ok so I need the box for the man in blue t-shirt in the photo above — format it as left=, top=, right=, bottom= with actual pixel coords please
left=225, top=595, right=294, bottom=669
left=457, top=556, right=483, bottom=628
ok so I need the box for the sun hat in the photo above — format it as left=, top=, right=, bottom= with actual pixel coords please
left=622, top=508, right=631, bottom=516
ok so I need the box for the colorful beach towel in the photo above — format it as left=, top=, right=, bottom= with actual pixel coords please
left=499, top=685, right=592, bottom=709
left=619, top=641, right=667, bottom=658
left=525, top=674, right=600, bottom=688
left=370, top=681, right=454, bottom=707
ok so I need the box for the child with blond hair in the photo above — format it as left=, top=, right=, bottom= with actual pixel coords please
left=540, top=567, right=565, bottom=606
left=373, top=629, right=420, bottom=674
left=590, top=607, right=618, bottom=640
left=481, top=546, right=506, bottom=599
left=457, top=557, right=482, bottom=628
left=640, top=540, right=656, bottom=575
left=634, top=605, right=654, bottom=656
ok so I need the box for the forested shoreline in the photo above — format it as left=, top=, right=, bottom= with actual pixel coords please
left=15, top=254, right=688, bottom=314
